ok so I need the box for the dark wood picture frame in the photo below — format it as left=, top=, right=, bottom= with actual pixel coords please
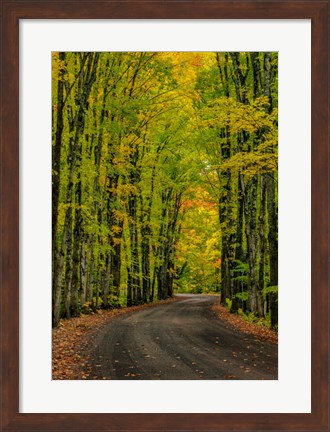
left=1, top=1, right=328, bottom=430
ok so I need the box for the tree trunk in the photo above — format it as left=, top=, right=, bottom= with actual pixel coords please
left=267, top=173, right=278, bottom=327
left=52, top=52, right=65, bottom=327
left=80, top=243, right=88, bottom=306
left=218, top=127, right=234, bottom=306
left=55, top=168, right=74, bottom=321
left=241, top=174, right=259, bottom=314
left=87, top=250, right=94, bottom=304
left=264, top=52, right=278, bottom=328
left=111, top=225, right=122, bottom=298
left=71, top=175, right=82, bottom=316
left=128, top=193, right=142, bottom=304
left=258, top=174, right=267, bottom=317
left=102, top=255, right=111, bottom=308
left=231, top=171, right=244, bottom=313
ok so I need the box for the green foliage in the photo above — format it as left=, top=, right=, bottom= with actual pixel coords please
left=81, top=302, right=94, bottom=315
left=232, top=260, right=249, bottom=273
left=234, top=291, right=249, bottom=302
left=107, top=295, right=122, bottom=309
left=225, top=298, right=232, bottom=309
left=192, top=285, right=204, bottom=294
left=238, top=309, right=272, bottom=329
left=262, top=285, right=278, bottom=296
left=232, top=260, right=248, bottom=285
left=93, top=297, right=103, bottom=308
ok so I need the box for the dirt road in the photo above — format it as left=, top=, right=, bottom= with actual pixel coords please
left=91, top=294, right=277, bottom=380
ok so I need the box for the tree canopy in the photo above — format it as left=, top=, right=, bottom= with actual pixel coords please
left=52, top=52, right=278, bottom=328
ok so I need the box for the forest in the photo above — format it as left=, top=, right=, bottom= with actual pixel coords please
left=52, top=52, right=278, bottom=329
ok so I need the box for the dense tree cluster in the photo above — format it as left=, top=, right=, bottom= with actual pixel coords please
left=52, top=52, right=278, bottom=328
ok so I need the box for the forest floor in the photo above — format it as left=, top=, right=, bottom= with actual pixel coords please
left=52, top=294, right=277, bottom=380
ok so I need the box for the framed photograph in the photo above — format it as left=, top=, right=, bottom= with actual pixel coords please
left=1, top=1, right=328, bottom=431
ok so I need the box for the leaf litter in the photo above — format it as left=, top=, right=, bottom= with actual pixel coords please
left=212, top=303, right=278, bottom=344
left=52, top=297, right=179, bottom=380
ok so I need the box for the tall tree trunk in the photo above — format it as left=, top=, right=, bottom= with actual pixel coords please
left=80, top=243, right=88, bottom=306
left=231, top=171, right=244, bottom=313
left=128, top=193, right=142, bottom=304
left=123, top=229, right=133, bottom=307
left=264, top=52, right=278, bottom=328
left=267, top=173, right=278, bottom=327
left=52, top=52, right=65, bottom=327
left=87, top=244, right=95, bottom=304
left=111, top=222, right=123, bottom=298
left=54, top=205, right=72, bottom=321
left=55, top=135, right=75, bottom=320
left=218, top=127, right=234, bottom=306
left=141, top=228, right=151, bottom=302
left=64, top=217, right=73, bottom=318
left=258, top=174, right=267, bottom=317
left=71, top=174, right=82, bottom=316
left=70, top=53, right=99, bottom=316
left=102, top=254, right=111, bottom=308
left=242, top=175, right=259, bottom=314
left=217, top=53, right=233, bottom=306
left=156, top=190, right=169, bottom=300
left=150, top=265, right=157, bottom=302
left=250, top=52, right=265, bottom=317
left=140, top=158, right=158, bottom=303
